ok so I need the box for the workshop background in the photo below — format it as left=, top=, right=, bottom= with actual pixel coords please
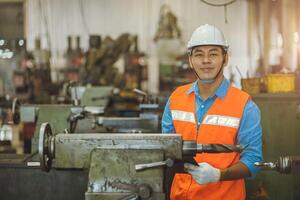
left=0, top=0, right=299, bottom=200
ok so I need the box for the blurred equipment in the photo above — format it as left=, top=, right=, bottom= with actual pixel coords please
left=255, top=156, right=300, bottom=174
left=20, top=85, right=114, bottom=153
left=154, top=4, right=181, bottom=41
left=0, top=38, right=26, bottom=96
left=241, top=73, right=296, bottom=95
left=82, top=33, right=147, bottom=90
left=62, top=36, right=84, bottom=83
left=0, top=96, right=21, bottom=153
left=154, top=5, right=184, bottom=92
left=265, top=73, right=295, bottom=93
left=30, top=38, right=55, bottom=103
left=241, top=77, right=261, bottom=94
left=124, top=35, right=147, bottom=90
left=20, top=86, right=161, bottom=154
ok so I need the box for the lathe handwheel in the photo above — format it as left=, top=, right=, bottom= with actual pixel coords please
left=38, top=122, right=53, bottom=172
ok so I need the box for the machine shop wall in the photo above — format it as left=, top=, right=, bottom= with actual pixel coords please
left=25, top=0, right=249, bottom=93
left=0, top=2, right=24, bottom=39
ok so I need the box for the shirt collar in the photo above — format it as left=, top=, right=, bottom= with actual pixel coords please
left=187, top=77, right=230, bottom=100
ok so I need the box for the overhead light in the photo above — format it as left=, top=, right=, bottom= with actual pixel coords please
left=18, top=40, right=24, bottom=46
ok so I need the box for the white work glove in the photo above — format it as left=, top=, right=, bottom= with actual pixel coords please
left=184, top=162, right=221, bottom=185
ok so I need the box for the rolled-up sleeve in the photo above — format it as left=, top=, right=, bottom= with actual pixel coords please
left=161, top=98, right=175, bottom=133
left=237, top=100, right=263, bottom=179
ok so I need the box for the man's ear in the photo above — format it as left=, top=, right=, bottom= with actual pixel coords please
left=223, top=53, right=229, bottom=67
left=188, top=56, right=194, bottom=70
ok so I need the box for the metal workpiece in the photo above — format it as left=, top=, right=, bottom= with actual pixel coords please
left=37, top=122, right=182, bottom=170
left=255, top=156, right=300, bottom=174
left=182, top=140, right=243, bottom=156
left=86, top=148, right=165, bottom=199
left=38, top=122, right=243, bottom=171
left=254, top=162, right=276, bottom=169
left=55, top=133, right=182, bottom=169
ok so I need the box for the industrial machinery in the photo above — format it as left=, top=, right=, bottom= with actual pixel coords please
left=20, top=86, right=114, bottom=152
left=255, top=156, right=300, bottom=174
left=20, top=85, right=161, bottom=155
left=36, top=122, right=243, bottom=200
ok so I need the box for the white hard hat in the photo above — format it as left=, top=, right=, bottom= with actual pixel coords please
left=187, top=24, right=228, bottom=51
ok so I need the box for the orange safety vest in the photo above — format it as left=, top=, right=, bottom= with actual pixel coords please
left=169, top=83, right=250, bottom=200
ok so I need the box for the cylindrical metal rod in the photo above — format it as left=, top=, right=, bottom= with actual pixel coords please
left=255, top=156, right=300, bottom=174
left=182, top=141, right=243, bottom=156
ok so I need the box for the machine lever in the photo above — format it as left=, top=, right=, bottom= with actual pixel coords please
left=133, top=88, right=147, bottom=96
left=135, top=158, right=174, bottom=171
left=111, top=181, right=152, bottom=200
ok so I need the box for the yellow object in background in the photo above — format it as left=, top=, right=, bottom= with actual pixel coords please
left=241, top=78, right=261, bottom=94
left=266, top=74, right=295, bottom=93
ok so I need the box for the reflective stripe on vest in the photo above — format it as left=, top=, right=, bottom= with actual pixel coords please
left=171, top=110, right=196, bottom=123
left=169, top=83, right=250, bottom=200
left=203, top=114, right=240, bottom=128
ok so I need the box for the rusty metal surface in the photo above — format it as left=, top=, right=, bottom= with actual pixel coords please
left=54, top=134, right=182, bottom=169
left=85, top=192, right=165, bottom=200
left=87, top=149, right=164, bottom=197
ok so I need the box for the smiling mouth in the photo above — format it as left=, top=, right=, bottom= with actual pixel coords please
left=200, top=68, right=214, bottom=72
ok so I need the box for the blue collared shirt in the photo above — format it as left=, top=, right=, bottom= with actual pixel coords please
left=162, top=78, right=262, bottom=178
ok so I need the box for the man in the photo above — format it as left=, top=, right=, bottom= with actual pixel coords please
left=162, top=24, right=262, bottom=200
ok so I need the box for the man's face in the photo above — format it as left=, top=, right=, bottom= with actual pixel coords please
left=189, top=45, right=227, bottom=81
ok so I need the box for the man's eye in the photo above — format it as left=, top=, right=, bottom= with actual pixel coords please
left=210, top=53, right=218, bottom=57
left=195, top=54, right=203, bottom=57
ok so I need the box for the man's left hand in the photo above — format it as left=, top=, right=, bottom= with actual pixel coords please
left=184, top=162, right=221, bottom=184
